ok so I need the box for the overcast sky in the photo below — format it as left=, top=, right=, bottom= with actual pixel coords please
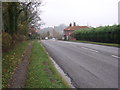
left=40, top=0, right=119, bottom=28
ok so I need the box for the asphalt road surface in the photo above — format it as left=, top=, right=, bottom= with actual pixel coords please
left=41, top=40, right=118, bottom=88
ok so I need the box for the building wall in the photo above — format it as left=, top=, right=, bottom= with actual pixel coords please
left=64, top=30, right=74, bottom=36
left=64, top=30, right=76, bottom=40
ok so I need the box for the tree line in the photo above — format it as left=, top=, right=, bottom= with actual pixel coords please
left=2, top=1, right=42, bottom=52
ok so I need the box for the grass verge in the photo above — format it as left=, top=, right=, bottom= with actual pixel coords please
left=25, top=40, right=69, bottom=88
left=68, top=40, right=119, bottom=48
left=2, top=41, right=30, bottom=88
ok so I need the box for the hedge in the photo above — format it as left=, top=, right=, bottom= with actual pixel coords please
left=72, top=25, right=120, bottom=44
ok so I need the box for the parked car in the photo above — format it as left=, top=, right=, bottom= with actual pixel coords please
left=45, top=37, right=48, bottom=40
left=52, top=38, right=56, bottom=40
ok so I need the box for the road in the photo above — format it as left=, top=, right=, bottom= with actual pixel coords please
left=41, top=40, right=118, bottom=88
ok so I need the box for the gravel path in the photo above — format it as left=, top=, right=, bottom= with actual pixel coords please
left=9, top=43, right=33, bottom=88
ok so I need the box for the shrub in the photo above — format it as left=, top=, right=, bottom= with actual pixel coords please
left=12, top=34, right=26, bottom=44
left=2, top=32, right=27, bottom=52
left=2, top=32, right=13, bottom=52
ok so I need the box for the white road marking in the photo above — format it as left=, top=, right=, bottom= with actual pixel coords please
left=81, top=47, right=99, bottom=52
left=112, top=55, right=120, bottom=59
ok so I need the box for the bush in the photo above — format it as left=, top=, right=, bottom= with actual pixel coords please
left=2, top=32, right=27, bottom=52
left=12, top=34, right=26, bottom=44
left=2, top=32, right=13, bottom=52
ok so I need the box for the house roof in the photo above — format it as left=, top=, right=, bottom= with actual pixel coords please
left=64, top=26, right=89, bottom=31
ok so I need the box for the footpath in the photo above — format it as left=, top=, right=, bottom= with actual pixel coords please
left=6, top=40, right=69, bottom=88
left=9, top=43, right=33, bottom=88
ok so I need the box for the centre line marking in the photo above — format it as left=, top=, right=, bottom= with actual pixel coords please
left=81, top=47, right=99, bottom=52
left=112, top=55, right=120, bottom=59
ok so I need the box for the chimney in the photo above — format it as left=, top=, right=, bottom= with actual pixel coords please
left=73, top=22, right=76, bottom=26
left=69, top=23, right=72, bottom=27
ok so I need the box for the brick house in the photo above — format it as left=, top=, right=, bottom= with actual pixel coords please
left=64, top=23, right=89, bottom=40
